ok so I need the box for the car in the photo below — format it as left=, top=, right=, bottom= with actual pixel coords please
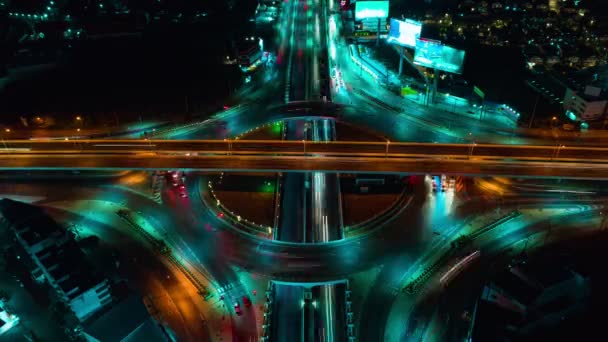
left=234, top=302, right=243, bottom=316
left=440, top=175, right=448, bottom=192
left=178, top=185, right=188, bottom=198
left=242, top=296, right=252, bottom=308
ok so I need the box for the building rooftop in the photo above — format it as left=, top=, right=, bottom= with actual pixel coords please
left=0, top=199, right=105, bottom=300
left=0, top=199, right=64, bottom=247
left=563, top=64, right=608, bottom=100
left=84, top=294, right=168, bottom=342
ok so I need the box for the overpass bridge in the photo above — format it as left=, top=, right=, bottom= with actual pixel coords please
left=1, top=139, right=608, bottom=179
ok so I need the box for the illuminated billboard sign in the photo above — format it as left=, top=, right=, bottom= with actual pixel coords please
left=355, top=1, right=389, bottom=20
left=413, top=38, right=466, bottom=74
left=386, top=18, right=422, bottom=48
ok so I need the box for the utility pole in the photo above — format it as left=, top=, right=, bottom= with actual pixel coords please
left=600, top=212, right=608, bottom=231
left=398, top=52, right=404, bottom=76
left=376, top=18, right=381, bottom=47
left=528, top=93, right=540, bottom=128
left=521, top=238, right=529, bottom=256
left=432, top=68, right=439, bottom=104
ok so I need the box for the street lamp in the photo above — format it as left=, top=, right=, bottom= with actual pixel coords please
left=224, top=138, right=232, bottom=155
left=552, top=144, right=565, bottom=160
left=385, top=140, right=390, bottom=159
left=302, top=139, right=306, bottom=155
left=468, top=142, right=477, bottom=159
left=465, top=131, right=473, bottom=144
left=551, top=116, right=558, bottom=128
left=0, top=129, right=8, bottom=150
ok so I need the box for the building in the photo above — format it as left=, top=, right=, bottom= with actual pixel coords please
left=237, top=37, right=263, bottom=72
left=561, top=65, right=608, bottom=124
left=563, top=86, right=608, bottom=122
left=255, top=0, right=280, bottom=23
left=474, top=258, right=591, bottom=340
left=83, top=294, right=171, bottom=342
left=0, top=302, right=20, bottom=337
left=0, top=199, right=112, bottom=322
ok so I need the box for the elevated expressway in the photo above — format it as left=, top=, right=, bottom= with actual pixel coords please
left=1, top=140, right=608, bottom=178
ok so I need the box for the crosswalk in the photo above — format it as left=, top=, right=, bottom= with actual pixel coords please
left=216, top=281, right=247, bottom=298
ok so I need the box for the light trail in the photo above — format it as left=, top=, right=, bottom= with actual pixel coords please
left=94, top=144, right=157, bottom=147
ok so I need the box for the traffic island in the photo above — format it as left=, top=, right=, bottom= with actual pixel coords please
left=340, top=174, right=410, bottom=235
left=203, top=122, right=284, bottom=238
left=210, top=172, right=277, bottom=228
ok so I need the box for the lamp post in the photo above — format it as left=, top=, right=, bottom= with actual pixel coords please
left=468, top=142, right=476, bottom=159
left=552, top=144, right=565, bottom=160
left=224, top=139, right=232, bottom=155
left=600, top=211, right=608, bottom=231
left=528, top=93, right=540, bottom=128
left=0, top=128, right=9, bottom=150
left=385, top=140, right=390, bottom=159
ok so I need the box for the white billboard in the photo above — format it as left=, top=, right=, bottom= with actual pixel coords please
left=386, top=18, right=422, bottom=48
left=355, top=1, right=389, bottom=20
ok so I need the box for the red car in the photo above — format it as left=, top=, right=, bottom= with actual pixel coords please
left=242, top=296, right=252, bottom=308
left=178, top=184, right=188, bottom=198
left=234, top=302, right=243, bottom=316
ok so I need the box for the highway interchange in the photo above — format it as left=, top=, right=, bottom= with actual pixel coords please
left=3, top=0, right=608, bottom=341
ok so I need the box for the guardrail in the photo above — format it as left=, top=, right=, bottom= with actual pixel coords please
left=4, top=140, right=608, bottom=177
left=346, top=186, right=411, bottom=237
left=8, top=140, right=608, bottom=162
left=116, top=209, right=212, bottom=299
left=349, top=44, right=380, bottom=81
left=272, top=173, right=283, bottom=240
left=403, top=211, right=521, bottom=294
left=451, top=211, right=522, bottom=248
left=261, top=281, right=275, bottom=341
left=345, top=282, right=356, bottom=341
left=206, top=178, right=273, bottom=238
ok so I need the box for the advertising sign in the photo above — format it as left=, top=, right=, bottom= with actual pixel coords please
left=355, top=1, right=389, bottom=20
left=386, top=18, right=422, bottom=48
left=413, top=38, right=466, bottom=74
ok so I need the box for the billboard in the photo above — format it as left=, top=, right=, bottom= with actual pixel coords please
left=386, top=18, right=422, bottom=48
left=413, top=38, right=466, bottom=74
left=355, top=1, right=389, bottom=20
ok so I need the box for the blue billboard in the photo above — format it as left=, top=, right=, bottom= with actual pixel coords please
left=413, top=38, right=466, bottom=74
